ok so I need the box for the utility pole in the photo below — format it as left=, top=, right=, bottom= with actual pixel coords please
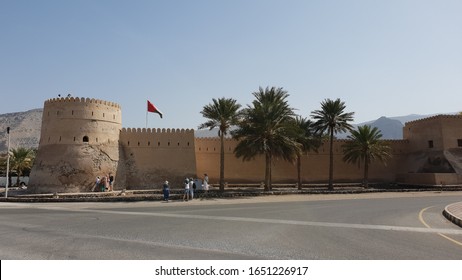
left=5, top=127, right=10, bottom=198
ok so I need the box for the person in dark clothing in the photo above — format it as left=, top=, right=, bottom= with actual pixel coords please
left=162, top=181, right=170, bottom=202
left=108, top=173, right=114, bottom=191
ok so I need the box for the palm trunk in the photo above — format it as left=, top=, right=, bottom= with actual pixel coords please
left=363, top=160, right=369, bottom=188
left=16, top=172, right=21, bottom=187
left=219, top=132, right=225, bottom=191
left=265, top=152, right=271, bottom=191
left=297, top=155, right=302, bottom=190
left=328, top=129, right=334, bottom=190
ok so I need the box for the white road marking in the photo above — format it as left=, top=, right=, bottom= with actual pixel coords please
left=48, top=206, right=462, bottom=235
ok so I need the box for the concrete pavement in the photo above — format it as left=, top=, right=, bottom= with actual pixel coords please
left=2, top=186, right=462, bottom=229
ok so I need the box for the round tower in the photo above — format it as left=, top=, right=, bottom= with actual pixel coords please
left=29, top=97, right=122, bottom=193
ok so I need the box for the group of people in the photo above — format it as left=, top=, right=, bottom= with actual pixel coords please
left=92, top=173, right=114, bottom=192
left=89, top=172, right=210, bottom=199
left=162, top=173, right=209, bottom=202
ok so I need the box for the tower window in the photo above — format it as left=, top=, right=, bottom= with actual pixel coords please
left=458, top=139, right=462, bottom=147
left=83, top=136, right=89, bottom=143
left=428, top=140, right=434, bottom=148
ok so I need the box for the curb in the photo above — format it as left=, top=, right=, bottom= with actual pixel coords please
left=443, top=202, right=462, bottom=228
left=1, top=187, right=462, bottom=203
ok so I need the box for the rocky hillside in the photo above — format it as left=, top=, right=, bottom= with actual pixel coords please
left=0, top=109, right=43, bottom=151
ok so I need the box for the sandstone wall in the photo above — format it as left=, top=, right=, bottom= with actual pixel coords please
left=400, top=115, right=462, bottom=177
left=118, top=128, right=196, bottom=189
left=28, top=97, right=462, bottom=193
left=403, top=115, right=462, bottom=152
left=29, top=97, right=122, bottom=193
left=195, top=137, right=409, bottom=185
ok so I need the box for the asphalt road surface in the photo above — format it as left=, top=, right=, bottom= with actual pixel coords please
left=1, top=191, right=462, bottom=259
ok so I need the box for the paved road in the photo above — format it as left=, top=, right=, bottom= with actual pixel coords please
left=1, top=192, right=462, bottom=259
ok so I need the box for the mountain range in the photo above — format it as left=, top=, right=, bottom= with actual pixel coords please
left=0, top=109, right=450, bottom=152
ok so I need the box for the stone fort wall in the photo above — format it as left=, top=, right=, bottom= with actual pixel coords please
left=39, top=97, right=122, bottom=146
left=28, top=97, right=462, bottom=193
left=195, top=137, right=410, bottom=185
left=404, top=114, right=462, bottom=152
left=118, top=128, right=196, bottom=189
left=29, top=97, right=122, bottom=193
left=399, top=114, right=462, bottom=184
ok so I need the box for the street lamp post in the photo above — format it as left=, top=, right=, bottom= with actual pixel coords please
left=5, top=127, right=10, bottom=198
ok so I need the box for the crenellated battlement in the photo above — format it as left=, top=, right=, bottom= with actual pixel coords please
left=44, top=97, right=121, bottom=109
left=195, top=137, right=233, bottom=141
left=405, top=114, right=462, bottom=127
left=122, top=128, right=194, bottom=134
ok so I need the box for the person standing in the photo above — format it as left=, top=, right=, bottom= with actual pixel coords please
left=108, top=173, right=114, bottom=192
left=189, top=177, right=194, bottom=200
left=203, top=173, right=209, bottom=193
left=100, top=176, right=107, bottom=192
left=162, top=181, right=170, bottom=202
left=92, top=176, right=100, bottom=192
left=183, top=178, right=190, bottom=201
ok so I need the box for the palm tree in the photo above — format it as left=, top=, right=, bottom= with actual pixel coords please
left=9, top=147, right=36, bottom=186
left=199, top=97, right=242, bottom=191
left=288, top=116, right=322, bottom=190
left=233, top=86, right=300, bottom=191
left=311, top=98, right=354, bottom=190
left=342, top=125, right=392, bottom=188
left=0, top=153, right=7, bottom=179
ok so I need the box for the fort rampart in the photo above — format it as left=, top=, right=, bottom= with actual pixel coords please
left=117, top=128, right=196, bottom=188
left=28, top=97, right=462, bottom=193
left=29, top=97, right=122, bottom=193
left=195, top=137, right=409, bottom=184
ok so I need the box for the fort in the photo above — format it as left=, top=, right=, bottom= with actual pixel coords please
left=28, top=97, right=462, bottom=193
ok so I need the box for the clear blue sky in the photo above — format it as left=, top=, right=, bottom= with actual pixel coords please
left=1, top=0, right=461, bottom=129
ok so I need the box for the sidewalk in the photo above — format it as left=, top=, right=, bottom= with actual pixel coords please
left=443, top=202, right=462, bottom=228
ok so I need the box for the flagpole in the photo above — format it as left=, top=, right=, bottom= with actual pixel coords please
left=146, top=110, right=148, bottom=129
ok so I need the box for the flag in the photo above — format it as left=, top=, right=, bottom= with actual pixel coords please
left=147, top=100, right=163, bottom=118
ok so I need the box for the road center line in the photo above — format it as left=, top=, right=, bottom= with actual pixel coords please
left=419, top=206, right=462, bottom=247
